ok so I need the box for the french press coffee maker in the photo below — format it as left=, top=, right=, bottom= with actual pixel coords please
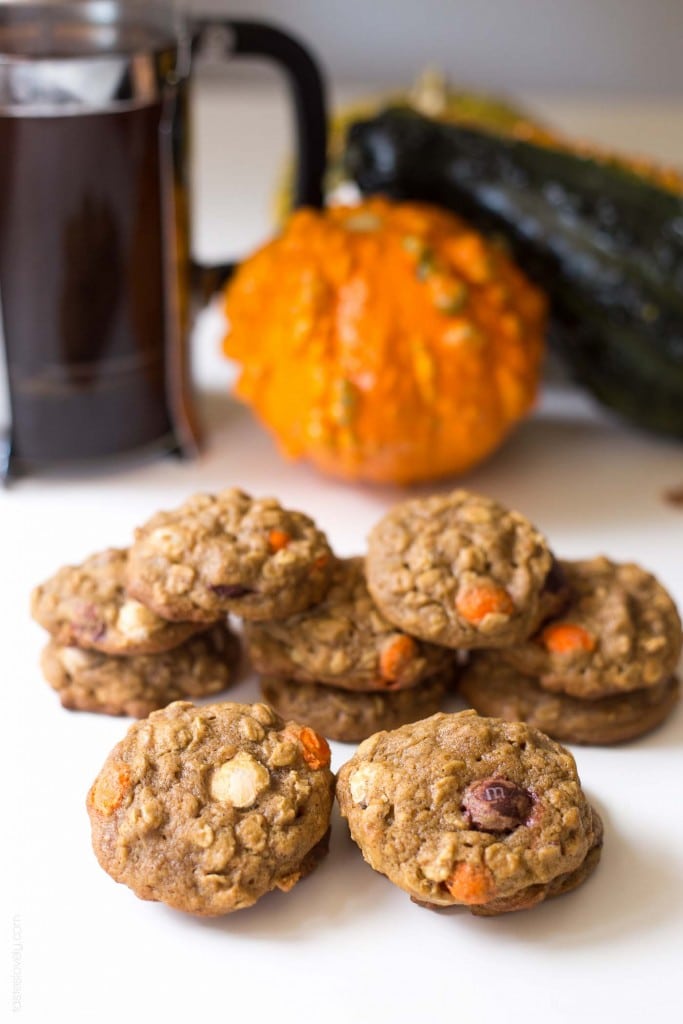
left=0, top=0, right=327, bottom=479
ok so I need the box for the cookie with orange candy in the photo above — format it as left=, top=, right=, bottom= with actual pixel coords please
left=366, top=490, right=561, bottom=650
left=87, top=701, right=334, bottom=916
left=127, top=488, right=334, bottom=623
left=244, top=557, right=452, bottom=692
left=497, top=557, right=682, bottom=699
left=336, top=710, right=601, bottom=915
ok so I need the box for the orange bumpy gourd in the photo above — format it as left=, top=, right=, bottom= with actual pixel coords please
left=223, top=197, right=546, bottom=484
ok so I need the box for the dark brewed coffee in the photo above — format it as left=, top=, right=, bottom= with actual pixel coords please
left=0, top=101, right=181, bottom=463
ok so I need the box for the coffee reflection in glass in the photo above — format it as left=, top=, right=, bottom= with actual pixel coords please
left=0, top=2, right=326, bottom=479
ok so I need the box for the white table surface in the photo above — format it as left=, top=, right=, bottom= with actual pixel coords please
left=4, top=79, right=683, bottom=1024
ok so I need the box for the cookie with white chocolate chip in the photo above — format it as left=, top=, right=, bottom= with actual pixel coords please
left=41, top=623, right=241, bottom=718
left=31, top=548, right=206, bottom=655
left=336, top=710, right=600, bottom=914
left=87, top=701, right=335, bottom=915
left=126, top=489, right=335, bottom=623
left=366, top=491, right=554, bottom=650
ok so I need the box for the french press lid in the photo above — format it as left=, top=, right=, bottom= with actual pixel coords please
left=0, top=1, right=186, bottom=112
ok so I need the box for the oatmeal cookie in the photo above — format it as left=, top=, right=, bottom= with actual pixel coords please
left=336, top=710, right=598, bottom=912
left=366, top=491, right=553, bottom=649
left=30, top=548, right=205, bottom=655
left=41, top=624, right=240, bottom=718
left=260, top=672, right=448, bottom=743
left=87, top=701, right=335, bottom=915
left=460, top=654, right=680, bottom=745
left=500, top=557, right=682, bottom=699
left=127, top=489, right=334, bottom=623
left=245, top=557, right=452, bottom=691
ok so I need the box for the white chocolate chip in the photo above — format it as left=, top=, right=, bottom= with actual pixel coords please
left=349, top=764, right=381, bottom=805
left=210, top=752, right=270, bottom=808
left=59, top=646, right=92, bottom=673
left=116, top=599, right=163, bottom=640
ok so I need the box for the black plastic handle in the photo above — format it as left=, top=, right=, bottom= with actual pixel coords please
left=189, top=18, right=327, bottom=300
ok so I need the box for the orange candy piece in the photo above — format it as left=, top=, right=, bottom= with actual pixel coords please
left=379, top=634, right=418, bottom=683
left=268, top=528, right=292, bottom=553
left=88, top=762, right=132, bottom=816
left=540, top=622, right=596, bottom=654
left=298, top=727, right=331, bottom=770
left=456, top=583, right=515, bottom=624
left=445, top=862, right=496, bottom=905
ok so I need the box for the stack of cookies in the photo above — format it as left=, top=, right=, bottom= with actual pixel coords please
left=244, top=489, right=573, bottom=742
left=247, top=556, right=454, bottom=742
left=31, top=489, right=335, bottom=718
left=31, top=548, right=241, bottom=717
left=337, top=710, right=603, bottom=915
left=364, top=492, right=680, bottom=745
left=459, top=557, right=681, bottom=744
left=87, top=700, right=335, bottom=916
